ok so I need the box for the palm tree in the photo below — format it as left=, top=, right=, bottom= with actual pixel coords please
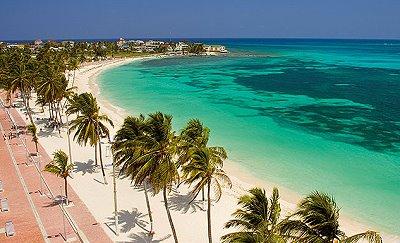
left=112, top=115, right=156, bottom=232
left=113, top=112, right=180, bottom=242
left=178, top=119, right=210, bottom=200
left=68, top=57, right=79, bottom=87
left=44, top=150, right=74, bottom=203
left=67, top=93, right=113, bottom=184
left=9, top=50, right=36, bottom=123
left=279, top=191, right=382, bottom=243
left=142, top=112, right=180, bottom=243
left=27, top=123, right=39, bottom=153
left=182, top=146, right=232, bottom=243
left=221, top=187, right=285, bottom=243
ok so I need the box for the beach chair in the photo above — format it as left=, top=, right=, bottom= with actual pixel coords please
left=5, top=221, right=15, bottom=237
left=0, top=180, right=3, bottom=192
left=1, top=198, right=9, bottom=212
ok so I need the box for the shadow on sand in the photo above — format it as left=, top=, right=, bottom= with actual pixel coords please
left=73, top=160, right=96, bottom=175
left=168, top=192, right=205, bottom=214
left=107, top=208, right=149, bottom=234
left=128, top=232, right=171, bottom=243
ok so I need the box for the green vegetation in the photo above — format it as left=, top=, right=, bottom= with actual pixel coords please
left=222, top=187, right=285, bottom=243
left=44, top=150, right=74, bottom=202
left=66, top=92, right=113, bottom=184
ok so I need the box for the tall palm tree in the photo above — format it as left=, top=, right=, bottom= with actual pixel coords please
left=44, top=150, right=74, bottom=203
left=27, top=123, right=39, bottom=153
left=68, top=57, right=79, bottom=87
left=113, top=112, right=180, bottom=243
left=142, top=112, right=180, bottom=243
left=67, top=93, right=113, bottom=184
left=36, top=64, right=67, bottom=124
left=178, top=119, right=210, bottom=200
left=221, top=187, right=285, bottom=243
left=9, top=50, right=36, bottom=123
left=279, top=191, right=382, bottom=243
left=182, top=147, right=232, bottom=243
left=112, top=115, right=156, bottom=232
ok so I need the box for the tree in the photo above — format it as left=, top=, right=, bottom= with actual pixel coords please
left=113, top=112, right=180, bottom=242
left=27, top=123, right=39, bottom=153
left=9, top=49, right=36, bottom=123
left=279, top=191, right=382, bottom=243
left=44, top=150, right=74, bottom=203
left=221, top=187, right=285, bottom=243
left=178, top=119, right=210, bottom=200
left=112, top=115, right=155, bottom=232
left=67, top=93, right=113, bottom=184
left=182, top=147, right=232, bottom=243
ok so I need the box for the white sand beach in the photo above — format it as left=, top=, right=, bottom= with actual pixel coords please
left=22, top=57, right=398, bottom=242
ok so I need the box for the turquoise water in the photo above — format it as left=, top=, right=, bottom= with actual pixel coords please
left=99, top=39, right=400, bottom=234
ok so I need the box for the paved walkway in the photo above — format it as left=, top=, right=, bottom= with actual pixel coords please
left=0, top=94, right=112, bottom=243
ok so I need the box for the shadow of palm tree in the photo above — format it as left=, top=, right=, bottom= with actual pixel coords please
left=128, top=232, right=171, bottom=243
left=107, top=208, right=148, bottom=233
left=73, top=160, right=96, bottom=175
left=168, top=192, right=205, bottom=214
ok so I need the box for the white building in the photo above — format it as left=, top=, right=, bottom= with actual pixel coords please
left=203, top=45, right=228, bottom=53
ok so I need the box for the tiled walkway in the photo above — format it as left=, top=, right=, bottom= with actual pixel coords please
left=0, top=94, right=112, bottom=243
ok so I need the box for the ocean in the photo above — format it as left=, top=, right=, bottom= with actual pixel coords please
left=99, top=39, right=400, bottom=234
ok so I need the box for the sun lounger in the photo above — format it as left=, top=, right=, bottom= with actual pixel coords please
left=0, top=180, right=3, bottom=192
left=5, top=221, right=15, bottom=237
left=1, top=198, right=9, bottom=212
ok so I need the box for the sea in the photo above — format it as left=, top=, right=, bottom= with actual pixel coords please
left=98, top=39, right=400, bottom=234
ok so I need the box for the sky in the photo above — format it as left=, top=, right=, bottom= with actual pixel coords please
left=1, top=0, right=400, bottom=40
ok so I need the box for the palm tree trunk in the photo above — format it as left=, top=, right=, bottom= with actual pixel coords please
left=202, top=187, right=205, bottom=201
left=94, top=143, right=98, bottom=166
left=72, top=70, right=76, bottom=87
left=34, top=141, right=38, bottom=153
left=163, top=186, right=178, bottom=243
left=48, top=103, right=52, bottom=120
left=143, top=178, right=153, bottom=233
left=207, top=181, right=212, bottom=243
left=98, top=141, right=108, bottom=185
left=64, top=178, right=68, bottom=204
left=26, top=97, right=34, bottom=124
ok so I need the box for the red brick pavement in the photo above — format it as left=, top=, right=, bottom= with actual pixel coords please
left=0, top=94, right=112, bottom=243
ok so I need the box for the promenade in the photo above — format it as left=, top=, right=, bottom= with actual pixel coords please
left=0, top=93, right=112, bottom=243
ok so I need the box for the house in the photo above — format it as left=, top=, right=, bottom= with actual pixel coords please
left=34, top=39, right=43, bottom=46
left=174, top=42, right=189, bottom=52
left=203, top=45, right=228, bottom=53
left=116, top=37, right=126, bottom=48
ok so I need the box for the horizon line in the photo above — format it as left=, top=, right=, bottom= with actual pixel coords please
left=2, top=37, right=400, bottom=43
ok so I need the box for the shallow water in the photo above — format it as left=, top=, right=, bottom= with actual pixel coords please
left=99, top=39, right=400, bottom=234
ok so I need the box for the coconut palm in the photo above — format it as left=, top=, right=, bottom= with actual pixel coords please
left=44, top=150, right=74, bottom=203
left=27, top=123, right=39, bottom=153
left=112, top=115, right=156, bottom=232
left=67, top=92, right=113, bottom=184
left=114, top=112, right=180, bottom=242
left=279, top=191, right=382, bottom=243
left=142, top=112, right=180, bottom=243
left=36, top=63, right=68, bottom=124
left=182, top=146, right=231, bottom=243
left=9, top=50, right=36, bottom=123
left=221, top=187, right=285, bottom=243
left=67, top=57, right=79, bottom=87
left=178, top=119, right=210, bottom=200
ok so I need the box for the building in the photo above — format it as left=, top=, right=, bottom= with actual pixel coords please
left=34, top=39, right=43, bottom=46
left=174, top=42, right=189, bottom=52
left=116, top=37, right=126, bottom=48
left=203, top=45, right=228, bottom=53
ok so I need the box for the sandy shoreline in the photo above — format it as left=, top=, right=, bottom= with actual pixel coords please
left=28, top=56, right=398, bottom=242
